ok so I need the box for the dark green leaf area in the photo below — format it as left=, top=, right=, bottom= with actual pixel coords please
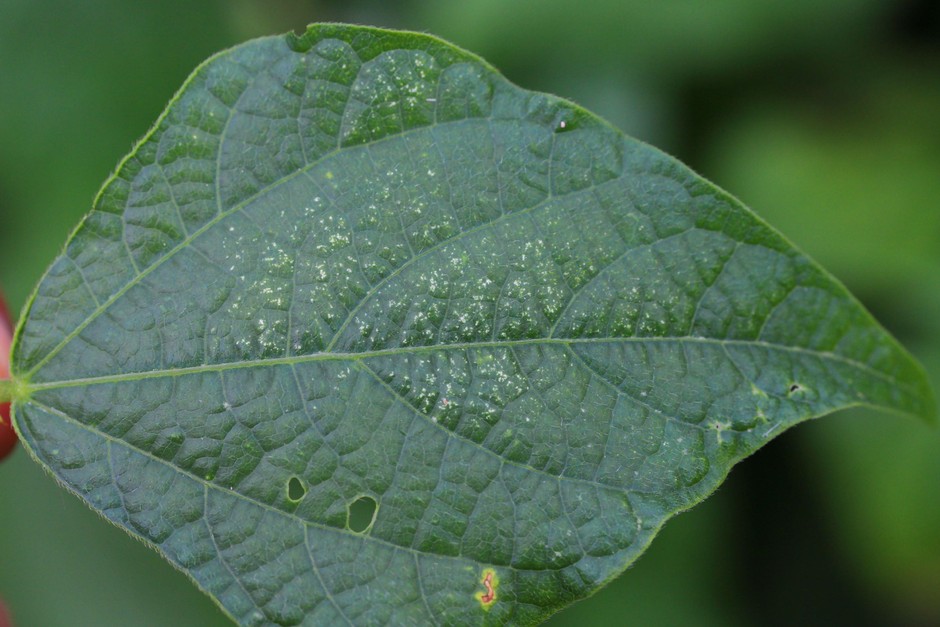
left=12, top=24, right=934, bottom=627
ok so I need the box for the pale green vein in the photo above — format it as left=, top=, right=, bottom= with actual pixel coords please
left=27, top=336, right=910, bottom=396
left=25, top=397, right=621, bottom=571
left=303, top=525, right=354, bottom=626
left=322, top=150, right=611, bottom=352
left=353, top=357, right=634, bottom=503
left=24, top=114, right=499, bottom=381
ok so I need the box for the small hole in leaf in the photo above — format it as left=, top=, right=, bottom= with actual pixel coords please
left=788, top=383, right=803, bottom=394
left=287, top=477, right=306, bottom=502
left=347, top=495, right=377, bottom=533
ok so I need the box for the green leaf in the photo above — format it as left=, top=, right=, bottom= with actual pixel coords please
left=10, top=23, right=935, bottom=626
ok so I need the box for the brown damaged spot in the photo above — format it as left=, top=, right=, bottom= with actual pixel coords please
left=476, top=569, right=497, bottom=607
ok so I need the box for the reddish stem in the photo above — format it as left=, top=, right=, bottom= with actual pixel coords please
left=0, top=291, right=17, bottom=460
left=0, top=597, right=13, bottom=627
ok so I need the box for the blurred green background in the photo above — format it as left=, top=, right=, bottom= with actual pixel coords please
left=0, top=1, right=938, bottom=625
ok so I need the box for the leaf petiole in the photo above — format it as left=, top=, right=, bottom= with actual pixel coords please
left=0, top=378, right=27, bottom=407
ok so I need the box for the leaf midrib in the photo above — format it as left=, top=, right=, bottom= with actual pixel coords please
left=26, top=335, right=905, bottom=393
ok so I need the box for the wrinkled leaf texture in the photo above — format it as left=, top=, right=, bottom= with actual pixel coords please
left=10, top=24, right=936, bottom=626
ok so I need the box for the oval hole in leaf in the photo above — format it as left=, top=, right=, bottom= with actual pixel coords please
left=286, top=476, right=306, bottom=502
left=347, top=495, right=377, bottom=533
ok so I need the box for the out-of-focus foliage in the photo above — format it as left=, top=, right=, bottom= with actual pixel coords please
left=0, top=1, right=936, bottom=625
